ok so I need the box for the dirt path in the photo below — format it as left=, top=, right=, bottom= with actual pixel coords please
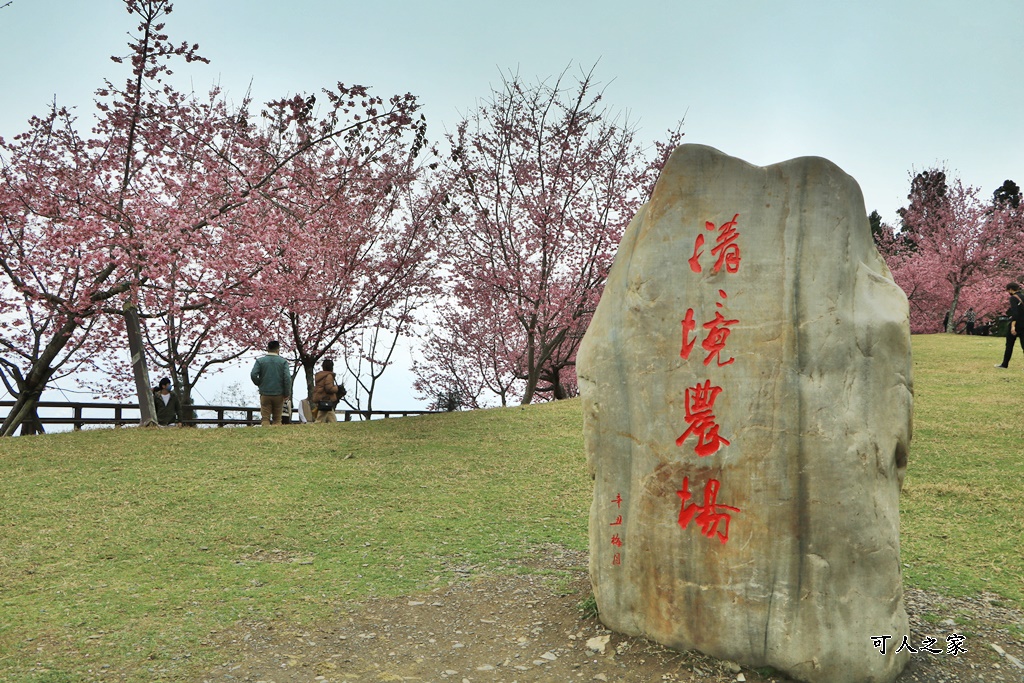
left=200, top=545, right=1024, bottom=683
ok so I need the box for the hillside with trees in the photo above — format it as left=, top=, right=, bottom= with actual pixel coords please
left=0, top=0, right=679, bottom=432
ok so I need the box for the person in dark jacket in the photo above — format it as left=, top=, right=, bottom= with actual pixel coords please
left=250, top=340, right=291, bottom=426
left=995, top=283, right=1024, bottom=368
left=153, top=377, right=181, bottom=426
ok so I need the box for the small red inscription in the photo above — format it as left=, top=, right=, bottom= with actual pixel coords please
left=610, top=493, right=624, bottom=567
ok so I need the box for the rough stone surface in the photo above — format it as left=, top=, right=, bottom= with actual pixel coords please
left=578, top=144, right=914, bottom=683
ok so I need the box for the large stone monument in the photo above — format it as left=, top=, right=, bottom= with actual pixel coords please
left=578, top=145, right=912, bottom=683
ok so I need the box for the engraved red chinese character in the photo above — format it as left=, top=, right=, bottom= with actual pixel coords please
left=677, top=476, right=741, bottom=544
left=610, top=534, right=624, bottom=547
left=609, top=515, right=623, bottom=526
left=612, top=552, right=621, bottom=566
left=676, top=380, right=730, bottom=456
left=688, top=234, right=705, bottom=273
left=681, top=309, right=696, bottom=359
left=701, top=311, right=738, bottom=367
left=612, top=493, right=623, bottom=508
left=710, top=213, right=741, bottom=273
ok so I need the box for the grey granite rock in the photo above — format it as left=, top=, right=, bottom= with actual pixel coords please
left=578, top=144, right=913, bottom=683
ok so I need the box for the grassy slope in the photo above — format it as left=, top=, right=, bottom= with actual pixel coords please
left=0, top=333, right=1021, bottom=680
left=899, top=333, right=1023, bottom=607
left=0, top=401, right=591, bottom=680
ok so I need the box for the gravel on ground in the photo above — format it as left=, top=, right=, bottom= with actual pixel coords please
left=200, top=545, right=1024, bottom=683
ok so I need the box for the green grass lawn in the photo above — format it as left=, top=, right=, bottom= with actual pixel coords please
left=0, top=333, right=1021, bottom=681
left=899, top=334, right=1023, bottom=609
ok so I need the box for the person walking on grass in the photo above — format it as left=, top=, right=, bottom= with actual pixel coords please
left=251, top=340, right=291, bottom=425
left=995, top=283, right=1024, bottom=369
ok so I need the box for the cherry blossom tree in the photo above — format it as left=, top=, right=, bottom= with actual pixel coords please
left=0, top=0, right=265, bottom=434
left=879, top=168, right=1022, bottom=333
left=0, top=101, right=139, bottom=435
left=416, top=65, right=681, bottom=405
left=233, top=121, right=442, bottom=402
left=413, top=296, right=525, bottom=409
left=1, top=0, right=427, bottom=435
left=81, top=84, right=431, bottom=417
left=137, top=272, right=252, bottom=421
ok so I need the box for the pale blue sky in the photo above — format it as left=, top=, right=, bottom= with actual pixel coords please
left=2, top=0, right=1022, bottom=409
left=3, top=0, right=1022, bottom=225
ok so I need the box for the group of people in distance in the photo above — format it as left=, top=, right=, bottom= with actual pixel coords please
left=250, top=340, right=344, bottom=426
left=150, top=339, right=344, bottom=427
left=149, top=284, right=1024, bottom=425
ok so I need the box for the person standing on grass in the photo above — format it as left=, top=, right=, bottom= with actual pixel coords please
left=994, top=283, right=1024, bottom=369
left=153, top=377, right=180, bottom=426
left=250, top=340, right=291, bottom=425
left=965, top=307, right=976, bottom=335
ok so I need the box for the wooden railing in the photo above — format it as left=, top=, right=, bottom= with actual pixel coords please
left=341, top=410, right=438, bottom=421
left=0, top=400, right=441, bottom=431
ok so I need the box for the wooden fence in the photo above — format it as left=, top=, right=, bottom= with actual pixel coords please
left=0, top=400, right=440, bottom=432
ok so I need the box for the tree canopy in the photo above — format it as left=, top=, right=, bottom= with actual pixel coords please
left=876, top=167, right=1023, bottom=333
left=1, top=6, right=686, bottom=431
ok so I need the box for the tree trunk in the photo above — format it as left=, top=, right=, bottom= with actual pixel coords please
left=301, top=357, right=317, bottom=401
left=165, top=312, right=196, bottom=424
left=19, top=410, right=45, bottom=435
left=520, top=334, right=540, bottom=405
left=363, top=377, right=374, bottom=413
left=1, top=318, right=78, bottom=437
left=176, top=365, right=197, bottom=424
left=550, top=374, right=567, bottom=401
left=520, top=377, right=538, bottom=405
left=947, top=288, right=963, bottom=333
left=20, top=423, right=44, bottom=435
left=177, top=381, right=196, bottom=425
left=125, top=304, right=158, bottom=427
left=2, top=390, right=43, bottom=437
